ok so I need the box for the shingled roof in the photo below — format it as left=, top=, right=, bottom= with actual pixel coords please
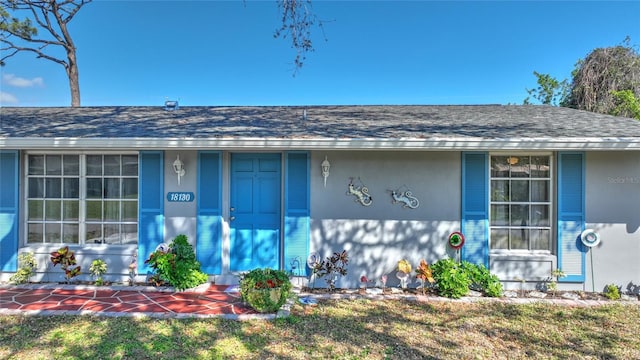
left=1, top=105, right=639, bottom=150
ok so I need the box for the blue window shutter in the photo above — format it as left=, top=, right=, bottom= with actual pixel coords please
left=557, top=152, right=585, bottom=282
left=461, top=152, right=489, bottom=267
left=284, top=152, right=310, bottom=275
left=0, top=150, right=19, bottom=272
left=197, top=151, right=222, bottom=274
left=138, top=151, right=164, bottom=274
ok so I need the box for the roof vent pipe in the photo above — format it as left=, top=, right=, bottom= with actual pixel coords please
left=302, top=108, right=307, bottom=121
left=164, top=100, right=179, bottom=111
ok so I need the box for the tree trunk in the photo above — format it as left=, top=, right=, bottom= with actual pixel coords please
left=66, top=48, right=81, bottom=107
left=54, top=0, right=82, bottom=107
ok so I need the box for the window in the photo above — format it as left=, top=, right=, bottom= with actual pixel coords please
left=490, top=155, right=552, bottom=251
left=27, top=153, right=138, bottom=245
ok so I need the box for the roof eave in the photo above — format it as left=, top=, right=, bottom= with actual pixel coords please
left=1, top=137, right=639, bottom=151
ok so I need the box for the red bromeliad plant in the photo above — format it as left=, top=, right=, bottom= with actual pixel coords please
left=239, top=268, right=293, bottom=313
left=240, top=268, right=291, bottom=291
left=50, top=246, right=81, bottom=283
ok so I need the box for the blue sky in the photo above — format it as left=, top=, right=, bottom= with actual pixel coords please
left=1, top=1, right=639, bottom=107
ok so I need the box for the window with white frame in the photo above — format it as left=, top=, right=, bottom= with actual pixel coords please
left=489, top=155, right=552, bottom=251
left=26, top=154, right=138, bottom=245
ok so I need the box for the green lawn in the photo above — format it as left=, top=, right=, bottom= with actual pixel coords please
left=1, top=300, right=638, bottom=359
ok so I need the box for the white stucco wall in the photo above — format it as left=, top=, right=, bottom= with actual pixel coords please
left=309, top=151, right=462, bottom=288
left=585, top=151, right=640, bottom=293
left=163, top=150, right=198, bottom=244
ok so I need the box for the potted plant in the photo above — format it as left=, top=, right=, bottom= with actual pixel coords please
left=239, top=268, right=292, bottom=313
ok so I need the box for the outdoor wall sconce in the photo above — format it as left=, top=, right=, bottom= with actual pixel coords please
left=173, top=155, right=185, bottom=185
left=321, top=156, right=330, bottom=187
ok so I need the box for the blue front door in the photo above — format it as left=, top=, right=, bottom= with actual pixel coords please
left=230, top=153, right=281, bottom=271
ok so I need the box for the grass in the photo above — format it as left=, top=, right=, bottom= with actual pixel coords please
left=1, top=299, right=639, bottom=359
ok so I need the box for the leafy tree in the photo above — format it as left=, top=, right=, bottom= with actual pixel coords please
left=523, top=71, right=569, bottom=106
left=525, top=38, right=640, bottom=120
left=565, top=38, right=640, bottom=117
left=0, top=6, right=36, bottom=66
left=1, top=0, right=323, bottom=107
left=610, top=89, right=640, bottom=119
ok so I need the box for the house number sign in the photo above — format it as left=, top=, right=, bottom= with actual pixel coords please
left=167, top=192, right=194, bottom=202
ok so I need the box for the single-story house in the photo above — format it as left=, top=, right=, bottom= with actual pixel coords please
left=1, top=104, right=639, bottom=292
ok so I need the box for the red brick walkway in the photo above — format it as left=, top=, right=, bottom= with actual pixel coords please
left=0, top=284, right=262, bottom=319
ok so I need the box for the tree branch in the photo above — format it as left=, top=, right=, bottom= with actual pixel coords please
left=58, top=0, right=89, bottom=23
left=274, top=0, right=326, bottom=74
left=1, top=37, right=67, bottom=67
left=0, top=1, right=89, bottom=106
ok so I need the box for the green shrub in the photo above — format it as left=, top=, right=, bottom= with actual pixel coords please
left=431, top=258, right=470, bottom=299
left=9, top=252, right=38, bottom=285
left=240, top=268, right=292, bottom=313
left=460, top=261, right=483, bottom=290
left=431, top=259, right=503, bottom=298
left=460, top=261, right=503, bottom=297
left=604, top=284, right=621, bottom=300
left=145, top=235, right=209, bottom=291
left=483, top=275, right=504, bottom=298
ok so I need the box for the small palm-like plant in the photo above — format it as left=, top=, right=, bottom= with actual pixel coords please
left=548, top=268, right=566, bottom=297
left=89, top=259, right=108, bottom=285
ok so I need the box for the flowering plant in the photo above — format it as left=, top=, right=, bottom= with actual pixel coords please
left=360, top=275, right=370, bottom=289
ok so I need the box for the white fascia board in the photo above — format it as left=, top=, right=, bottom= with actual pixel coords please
left=1, top=137, right=639, bottom=151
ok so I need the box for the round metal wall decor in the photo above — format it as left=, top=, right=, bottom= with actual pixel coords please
left=307, top=253, right=320, bottom=268
left=155, top=243, right=169, bottom=252
left=581, top=229, right=601, bottom=248
left=448, top=232, right=465, bottom=249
